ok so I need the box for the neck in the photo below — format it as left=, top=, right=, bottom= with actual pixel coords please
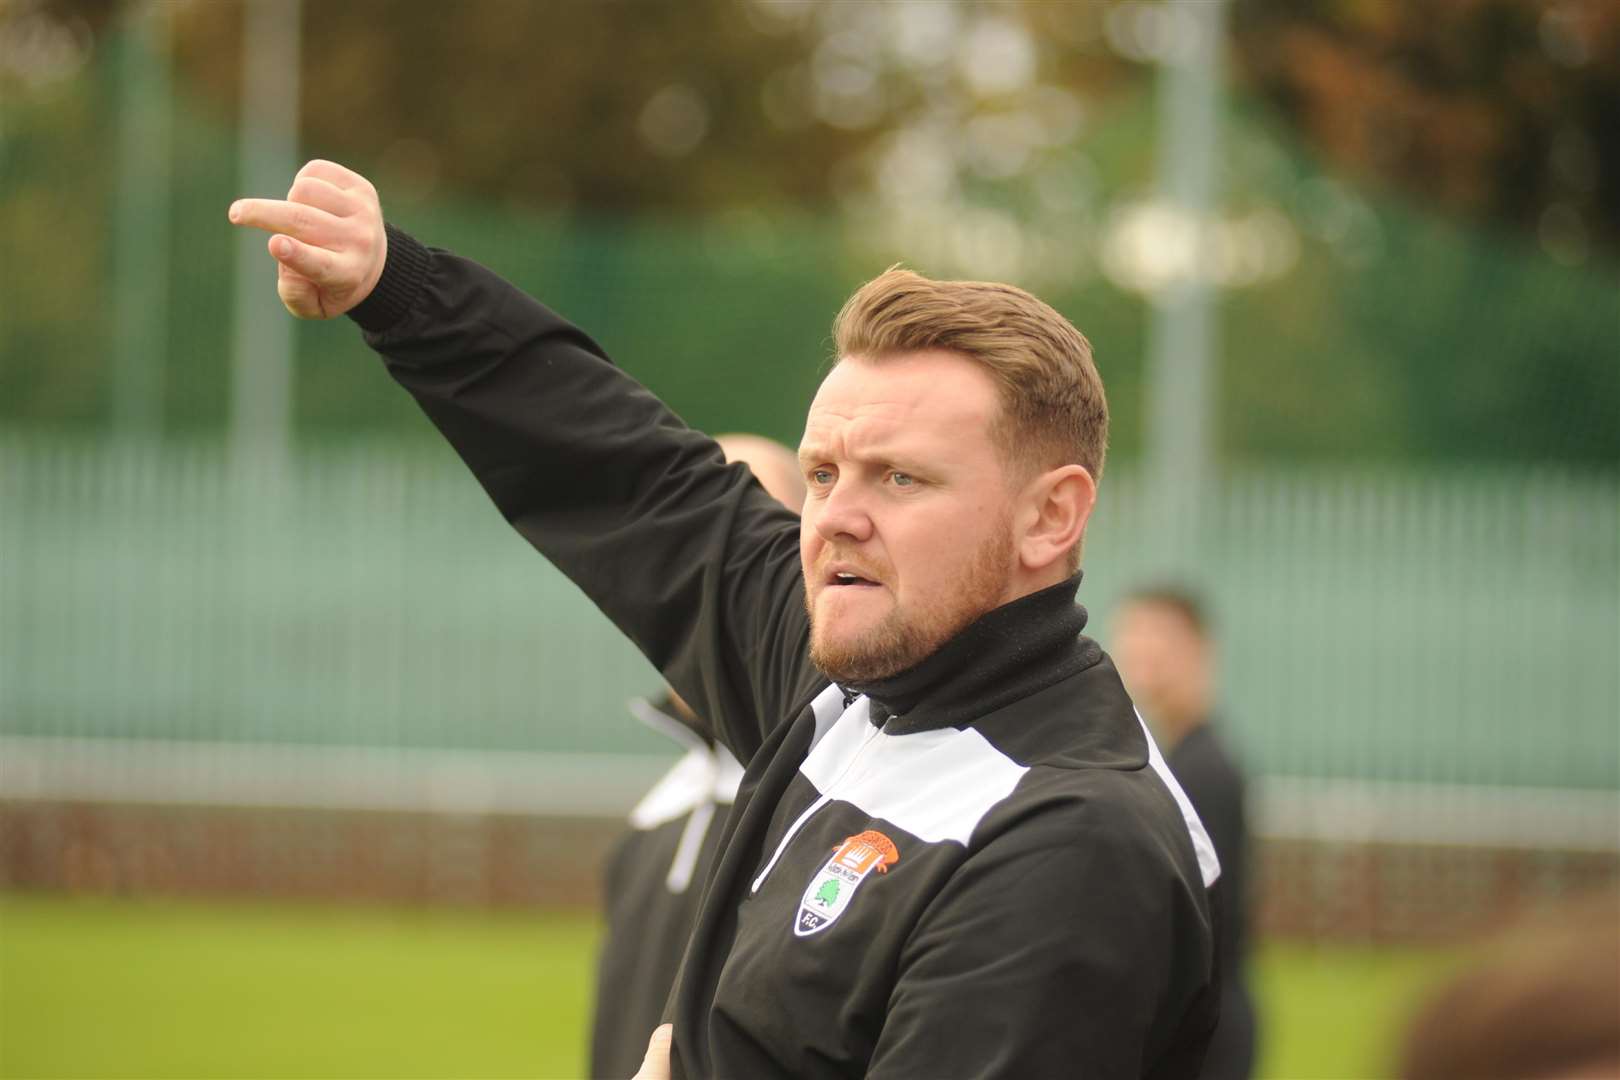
left=999, top=560, right=1075, bottom=609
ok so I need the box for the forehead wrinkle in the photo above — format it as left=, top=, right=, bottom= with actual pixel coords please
left=801, top=397, right=909, bottom=453
left=802, top=353, right=1001, bottom=467
left=800, top=411, right=934, bottom=471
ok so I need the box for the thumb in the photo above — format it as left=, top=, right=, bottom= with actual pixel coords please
left=275, top=262, right=325, bottom=320
left=630, top=1024, right=673, bottom=1080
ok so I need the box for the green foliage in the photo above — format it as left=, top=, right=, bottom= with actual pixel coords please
left=167, top=0, right=876, bottom=217
left=2, top=3, right=1616, bottom=464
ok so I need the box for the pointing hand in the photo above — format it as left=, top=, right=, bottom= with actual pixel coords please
left=228, top=158, right=387, bottom=320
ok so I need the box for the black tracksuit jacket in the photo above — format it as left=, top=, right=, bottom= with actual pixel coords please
left=350, top=226, right=1222, bottom=1079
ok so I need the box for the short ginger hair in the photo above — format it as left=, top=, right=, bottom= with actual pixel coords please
left=832, top=267, right=1109, bottom=487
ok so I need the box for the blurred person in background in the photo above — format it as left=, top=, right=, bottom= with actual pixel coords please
left=1113, top=587, right=1255, bottom=1080
left=590, top=434, right=803, bottom=1080
left=230, top=160, right=1222, bottom=1080
left=1399, top=889, right=1620, bottom=1080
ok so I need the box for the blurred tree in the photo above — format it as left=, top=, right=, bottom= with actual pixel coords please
left=1232, top=0, right=1620, bottom=263
left=2, top=0, right=1614, bottom=464
left=167, top=0, right=876, bottom=215
left=15, top=0, right=1617, bottom=250
left=156, top=0, right=1148, bottom=279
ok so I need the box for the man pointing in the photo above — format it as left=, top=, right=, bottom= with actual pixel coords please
left=230, top=159, right=1221, bottom=1079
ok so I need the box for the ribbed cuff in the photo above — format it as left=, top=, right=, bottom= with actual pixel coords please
left=348, top=222, right=431, bottom=334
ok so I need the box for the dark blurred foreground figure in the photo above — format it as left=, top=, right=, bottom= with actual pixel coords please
left=230, top=159, right=1222, bottom=1080
left=590, top=436, right=803, bottom=1080
left=1400, top=890, right=1620, bottom=1080
left=1114, top=588, right=1255, bottom=1080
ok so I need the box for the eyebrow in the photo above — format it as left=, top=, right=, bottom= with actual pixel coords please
left=797, top=443, right=933, bottom=474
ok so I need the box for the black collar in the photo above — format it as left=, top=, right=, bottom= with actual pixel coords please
left=837, top=573, right=1101, bottom=735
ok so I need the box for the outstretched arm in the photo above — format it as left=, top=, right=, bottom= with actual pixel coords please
left=227, top=162, right=821, bottom=762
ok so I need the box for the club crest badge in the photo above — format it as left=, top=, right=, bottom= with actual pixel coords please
left=795, top=830, right=900, bottom=937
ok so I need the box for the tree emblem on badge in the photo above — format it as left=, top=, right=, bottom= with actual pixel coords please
left=794, top=830, right=899, bottom=937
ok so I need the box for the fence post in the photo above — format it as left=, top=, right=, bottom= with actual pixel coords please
left=229, top=0, right=302, bottom=470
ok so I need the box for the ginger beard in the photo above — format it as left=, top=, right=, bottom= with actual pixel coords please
left=805, top=509, right=1016, bottom=685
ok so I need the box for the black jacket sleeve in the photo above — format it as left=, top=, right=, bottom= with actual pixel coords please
left=349, top=226, right=821, bottom=762
left=867, top=817, right=1216, bottom=1080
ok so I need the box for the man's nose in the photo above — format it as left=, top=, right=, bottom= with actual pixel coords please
left=812, top=479, right=874, bottom=544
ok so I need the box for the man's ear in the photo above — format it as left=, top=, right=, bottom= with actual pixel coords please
left=1017, top=465, right=1096, bottom=574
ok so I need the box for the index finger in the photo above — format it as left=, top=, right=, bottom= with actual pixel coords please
left=227, top=197, right=342, bottom=241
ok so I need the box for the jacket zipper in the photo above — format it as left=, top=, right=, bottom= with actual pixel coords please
left=750, top=715, right=885, bottom=895
left=750, top=793, right=831, bottom=894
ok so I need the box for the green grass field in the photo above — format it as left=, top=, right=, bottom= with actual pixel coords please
left=0, top=893, right=1456, bottom=1079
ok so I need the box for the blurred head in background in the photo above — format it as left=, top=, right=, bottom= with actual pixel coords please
left=667, top=432, right=803, bottom=727
left=716, top=432, right=806, bottom=512
left=1112, top=586, right=1215, bottom=750
left=1399, top=889, right=1620, bottom=1080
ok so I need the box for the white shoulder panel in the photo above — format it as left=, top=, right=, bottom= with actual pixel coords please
left=799, top=697, right=1028, bottom=846
left=1137, top=711, right=1223, bottom=887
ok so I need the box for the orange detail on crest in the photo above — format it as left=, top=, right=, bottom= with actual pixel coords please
left=832, top=830, right=900, bottom=875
